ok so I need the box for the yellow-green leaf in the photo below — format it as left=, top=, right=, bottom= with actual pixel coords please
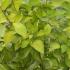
left=7, top=13, right=16, bottom=22
left=49, top=42, right=60, bottom=52
left=63, top=26, right=70, bottom=33
left=1, top=0, right=11, bottom=10
left=0, top=9, right=7, bottom=23
left=4, top=31, right=14, bottom=44
left=21, top=39, right=30, bottom=48
left=63, top=27, right=70, bottom=37
left=13, top=23, right=28, bottom=39
left=14, top=0, right=23, bottom=11
left=31, top=40, right=44, bottom=54
left=44, top=24, right=52, bottom=35
left=0, top=24, right=6, bottom=37
left=66, top=48, right=70, bottom=59
left=37, top=24, right=52, bottom=37
left=37, top=30, right=45, bottom=37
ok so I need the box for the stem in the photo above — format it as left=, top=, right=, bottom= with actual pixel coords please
left=39, top=53, right=45, bottom=70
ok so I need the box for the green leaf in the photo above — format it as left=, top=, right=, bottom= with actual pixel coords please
left=37, top=30, right=45, bottom=37
left=51, top=0, right=62, bottom=7
left=37, top=24, right=52, bottom=37
left=7, top=13, right=17, bottom=23
left=4, top=31, right=14, bottom=44
left=14, top=14, right=23, bottom=23
left=21, top=39, right=30, bottom=48
left=14, top=0, right=23, bottom=11
left=63, top=27, right=70, bottom=38
left=0, top=9, right=7, bottom=23
left=65, top=57, right=70, bottom=67
left=50, top=58, right=58, bottom=69
left=0, top=43, right=5, bottom=51
left=44, top=24, right=52, bottom=35
left=13, top=23, right=28, bottom=39
left=0, top=64, right=7, bottom=70
left=66, top=48, right=70, bottom=59
left=63, top=26, right=70, bottom=32
left=49, top=42, right=60, bottom=52
left=0, top=24, right=6, bottom=37
left=1, top=0, right=11, bottom=10
left=61, top=44, right=67, bottom=53
left=25, top=23, right=36, bottom=34
left=29, top=0, right=40, bottom=6
left=31, top=39, right=44, bottom=54
left=0, top=0, right=70, bottom=69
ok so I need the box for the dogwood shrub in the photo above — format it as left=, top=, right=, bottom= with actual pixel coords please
left=0, top=0, right=70, bottom=70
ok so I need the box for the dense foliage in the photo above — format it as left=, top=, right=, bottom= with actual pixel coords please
left=0, top=0, right=70, bottom=70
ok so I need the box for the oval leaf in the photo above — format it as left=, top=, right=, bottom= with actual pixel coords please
left=4, top=31, right=14, bottom=44
left=13, top=23, right=28, bottom=39
left=49, top=42, right=60, bottom=52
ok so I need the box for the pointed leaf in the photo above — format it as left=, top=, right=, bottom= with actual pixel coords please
left=21, top=39, right=30, bottom=48
left=31, top=39, right=44, bottom=54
